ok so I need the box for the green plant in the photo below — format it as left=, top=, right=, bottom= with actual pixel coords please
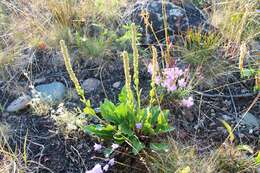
left=75, top=25, right=116, bottom=58
left=239, top=42, right=260, bottom=91
left=61, top=23, right=171, bottom=155
left=84, top=50, right=172, bottom=155
left=116, top=24, right=142, bottom=51
left=182, top=29, right=221, bottom=65
left=60, top=40, right=96, bottom=116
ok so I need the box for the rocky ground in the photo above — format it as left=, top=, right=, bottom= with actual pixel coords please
left=0, top=45, right=259, bottom=172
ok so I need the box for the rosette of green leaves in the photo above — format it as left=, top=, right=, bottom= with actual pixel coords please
left=83, top=87, right=171, bottom=155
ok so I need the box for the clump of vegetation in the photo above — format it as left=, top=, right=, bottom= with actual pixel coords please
left=182, top=29, right=221, bottom=65
left=147, top=139, right=214, bottom=173
left=147, top=139, right=259, bottom=173
left=61, top=24, right=173, bottom=155
left=51, top=103, right=86, bottom=136
left=211, top=0, right=260, bottom=43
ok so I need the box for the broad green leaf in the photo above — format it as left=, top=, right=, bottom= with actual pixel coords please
left=142, top=122, right=155, bottom=135
left=136, top=108, right=145, bottom=122
left=150, top=106, right=161, bottom=124
left=237, top=145, right=254, bottom=154
left=125, top=111, right=136, bottom=128
left=84, top=124, right=115, bottom=138
left=115, top=103, right=128, bottom=120
left=104, top=148, right=113, bottom=158
left=100, top=99, right=119, bottom=124
left=119, top=87, right=128, bottom=104
left=113, top=132, right=125, bottom=143
left=150, top=143, right=169, bottom=152
left=156, top=110, right=170, bottom=133
left=127, top=135, right=145, bottom=155
left=220, top=119, right=235, bottom=142
left=118, top=123, right=134, bottom=136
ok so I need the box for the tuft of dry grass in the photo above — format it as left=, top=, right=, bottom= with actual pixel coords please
left=146, top=139, right=258, bottom=173
left=211, top=0, right=260, bottom=44
left=146, top=139, right=214, bottom=173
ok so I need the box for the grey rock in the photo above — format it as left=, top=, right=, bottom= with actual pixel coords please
left=35, top=82, right=66, bottom=104
left=82, top=78, right=101, bottom=93
left=241, top=112, right=260, bottom=128
left=112, top=81, right=121, bottom=89
left=129, top=0, right=214, bottom=45
left=6, top=95, right=32, bottom=112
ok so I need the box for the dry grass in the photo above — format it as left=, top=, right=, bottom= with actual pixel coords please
left=147, top=139, right=214, bottom=173
left=211, top=0, right=260, bottom=44
left=0, top=0, right=126, bottom=67
left=0, top=122, right=28, bottom=173
left=147, top=139, right=258, bottom=173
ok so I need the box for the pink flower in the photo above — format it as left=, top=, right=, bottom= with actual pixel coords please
left=135, top=123, right=142, bottom=129
left=111, top=144, right=119, bottom=150
left=168, top=84, right=177, bottom=91
left=178, top=78, right=187, bottom=87
left=94, top=143, right=102, bottom=151
left=148, top=63, right=153, bottom=74
left=103, top=164, right=109, bottom=172
left=147, top=62, right=159, bottom=75
left=181, top=97, right=194, bottom=108
left=86, top=164, right=103, bottom=173
left=162, top=78, right=177, bottom=91
left=108, top=158, right=115, bottom=166
left=163, top=67, right=183, bottom=79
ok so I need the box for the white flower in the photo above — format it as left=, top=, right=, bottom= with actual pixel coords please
left=86, top=164, right=103, bottom=173
left=103, top=164, right=109, bottom=172
left=108, top=158, right=115, bottom=166
left=94, top=143, right=102, bottom=151
left=111, top=143, right=119, bottom=150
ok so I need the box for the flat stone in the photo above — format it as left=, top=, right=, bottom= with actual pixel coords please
left=35, top=82, right=66, bottom=104
left=6, top=95, right=31, bottom=112
left=112, top=81, right=121, bottom=89
left=82, top=78, right=101, bottom=93
left=241, top=112, right=260, bottom=128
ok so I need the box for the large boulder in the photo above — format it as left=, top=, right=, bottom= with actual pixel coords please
left=129, top=0, right=213, bottom=45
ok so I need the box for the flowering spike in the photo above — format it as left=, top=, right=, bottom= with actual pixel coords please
left=122, top=51, right=133, bottom=106
left=150, top=46, right=158, bottom=105
left=131, top=23, right=140, bottom=110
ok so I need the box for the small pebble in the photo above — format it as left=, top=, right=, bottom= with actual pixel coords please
left=6, top=95, right=32, bottom=112
left=112, top=81, right=121, bottom=89
left=82, top=78, right=101, bottom=93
